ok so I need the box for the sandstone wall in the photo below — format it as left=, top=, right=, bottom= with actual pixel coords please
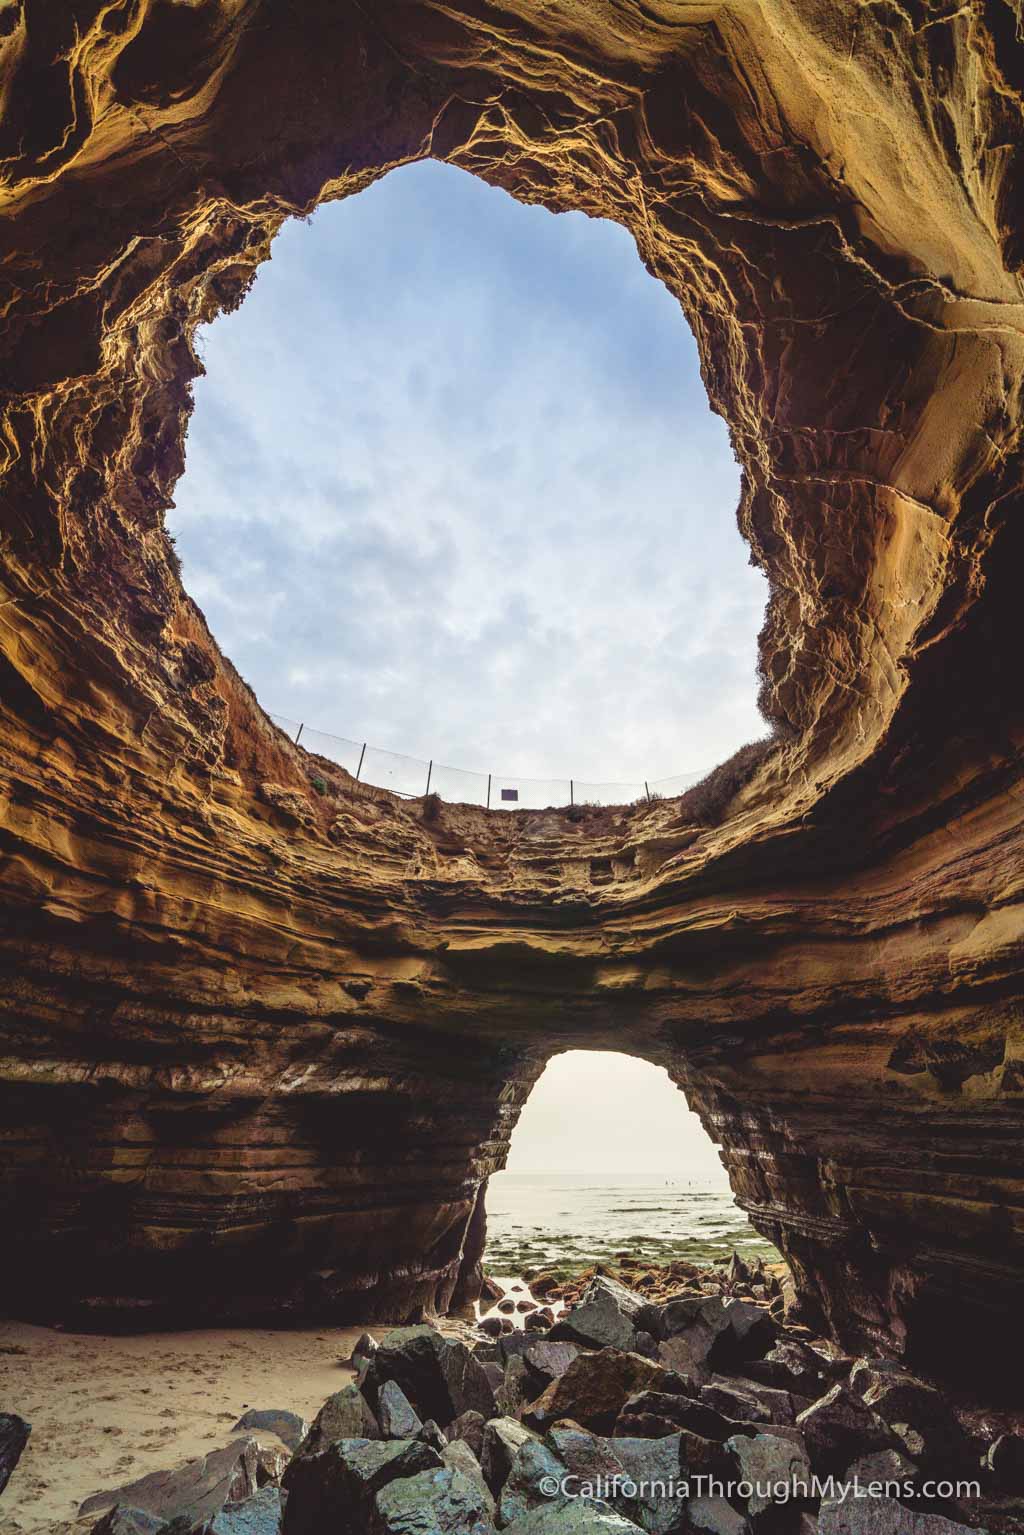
left=1, top=0, right=1022, bottom=1386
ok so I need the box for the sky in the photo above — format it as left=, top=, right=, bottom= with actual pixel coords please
left=168, top=159, right=768, bottom=788
left=503, top=1051, right=728, bottom=1183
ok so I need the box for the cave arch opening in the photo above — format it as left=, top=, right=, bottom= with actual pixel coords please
left=167, top=158, right=770, bottom=807
left=483, top=1049, right=778, bottom=1287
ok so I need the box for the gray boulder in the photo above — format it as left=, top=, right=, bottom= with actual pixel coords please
left=700, top=1382, right=772, bottom=1424
left=365, top=1326, right=496, bottom=1424
left=496, top=1354, right=533, bottom=1417
left=287, top=1383, right=380, bottom=1465
left=281, top=1437, right=441, bottom=1535
left=79, top=1438, right=260, bottom=1529
left=443, top=1438, right=496, bottom=1520
left=845, top=1447, right=919, bottom=1485
left=378, top=1381, right=423, bottom=1440
left=499, top=1438, right=573, bottom=1528
left=796, top=1385, right=895, bottom=1476
left=614, top=1391, right=739, bottom=1442
left=526, top=1340, right=582, bottom=1389
left=446, top=1410, right=487, bottom=1460
left=230, top=1409, right=308, bottom=1453
left=547, top=1425, right=628, bottom=1491
left=481, top=1416, right=539, bottom=1495
left=500, top=1332, right=537, bottom=1365
left=89, top=1510, right=163, bottom=1535
left=417, top=1419, right=449, bottom=1453
left=371, top=1465, right=496, bottom=1533
left=819, top=1495, right=989, bottom=1535
left=349, top=1331, right=378, bottom=1369
left=0, top=1414, right=30, bottom=1497
left=609, top=1435, right=688, bottom=1535
left=551, top=1277, right=646, bottom=1352
left=503, top=1507, right=645, bottom=1534
left=208, top=1486, right=284, bottom=1535
left=725, top=1431, right=811, bottom=1516
left=686, top=1495, right=750, bottom=1535
left=854, top=1371, right=972, bottom=1472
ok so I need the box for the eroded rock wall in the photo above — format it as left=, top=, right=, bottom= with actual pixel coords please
left=1, top=0, right=1023, bottom=1385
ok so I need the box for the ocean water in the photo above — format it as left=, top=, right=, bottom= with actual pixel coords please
left=483, top=1171, right=779, bottom=1277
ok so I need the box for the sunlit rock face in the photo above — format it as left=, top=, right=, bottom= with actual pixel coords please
left=1, top=1, right=1022, bottom=1385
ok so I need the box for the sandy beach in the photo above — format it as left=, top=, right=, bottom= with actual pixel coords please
left=0, top=1319, right=372, bottom=1533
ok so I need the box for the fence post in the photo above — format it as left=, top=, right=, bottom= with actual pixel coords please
left=486, top=773, right=491, bottom=810
left=645, top=780, right=651, bottom=802
left=294, top=723, right=304, bottom=745
left=425, top=760, right=433, bottom=797
left=355, top=743, right=367, bottom=782
left=570, top=778, right=574, bottom=807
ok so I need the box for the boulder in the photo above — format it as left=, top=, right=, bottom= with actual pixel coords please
left=281, top=1437, right=441, bottom=1535
left=550, top=1277, right=646, bottom=1352
left=230, top=1409, right=308, bottom=1454
left=496, top=1354, right=534, bottom=1417
left=796, top=1386, right=895, bottom=1477
left=854, top=1372, right=972, bottom=1472
left=484, top=1361, right=507, bottom=1392
left=89, top=1510, right=163, bottom=1535
left=746, top=1342, right=833, bottom=1397
left=846, top=1447, right=919, bottom=1485
left=547, top=1424, right=628, bottom=1490
left=502, top=1504, right=646, bottom=1534
left=79, top=1439, right=260, bottom=1529
left=443, top=1438, right=496, bottom=1520
left=288, top=1383, right=379, bottom=1465
left=525, top=1351, right=672, bottom=1434
left=818, top=1496, right=988, bottom=1535
left=613, top=1392, right=740, bottom=1442
left=499, top=1437, right=573, bottom=1527
left=208, top=1486, right=284, bottom=1535
left=525, top=1341, right=583, bottom=1389
left=699, top=1382, right=772, bottom=1425
left=0, top=1413, right=30, bottom=1496
left=349, top=1330, right=378, bottom=1368
left=371, top=1465, right=496, bottom=1533
left=715, top=1302, right=777, bottom=1365
left=365, top=1326, right=496, bottom=1424
left=446, top=1410, right=487, bottom=1461
left=610, top=1434, right=689, bottom=1535
left=480, top=1316, right=505, bottom=1338
left=481, top=1416, right=539, bottom=1495
left=377, top=1380, right=423, bottom=1440
left=527, top=1309, right=555, bottom=1331
left=501, top=1332, right=537, bottom=1364
left=987, top=1431, right=1024, bottom=1494
left=254, top=1445, right=289, bottom=1487
left=686, top=1495, right=750, bottom=1535
left=417, top=1419, right=449, bottom=1452
left=725, top=1431, right=811, bottom=1516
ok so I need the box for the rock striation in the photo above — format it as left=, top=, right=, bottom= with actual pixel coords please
left=1, top=0, right=1023, bottom=1389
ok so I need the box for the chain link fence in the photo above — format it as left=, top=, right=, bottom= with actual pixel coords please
left=268, top=712, right=702, bottom=810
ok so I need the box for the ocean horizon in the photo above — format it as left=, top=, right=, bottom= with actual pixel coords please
left=484, top=1168, right=778, bottom=1276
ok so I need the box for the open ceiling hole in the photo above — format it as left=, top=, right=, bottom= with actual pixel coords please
left=168, top=161, right=768, bottom=806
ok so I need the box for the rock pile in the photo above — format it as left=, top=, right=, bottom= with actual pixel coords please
left=50, top=1258, right=1024, bottom=1534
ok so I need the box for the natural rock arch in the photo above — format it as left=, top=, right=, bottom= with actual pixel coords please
left=1, top=1, right=1022, bottom=1387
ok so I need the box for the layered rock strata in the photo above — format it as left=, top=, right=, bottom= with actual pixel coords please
left=1, top=0, right=1023, bottom=1387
